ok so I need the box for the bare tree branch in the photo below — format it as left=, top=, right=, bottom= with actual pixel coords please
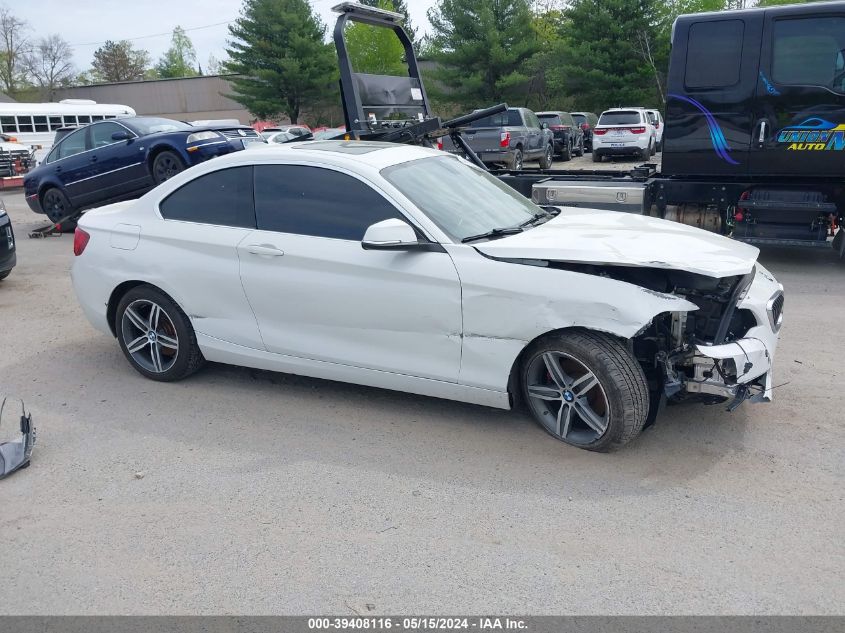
left=25, top=34, right=75, bottom=98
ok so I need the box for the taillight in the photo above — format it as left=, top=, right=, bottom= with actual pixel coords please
left=436, top=137, right=443, bottom=151
left=630, top=127, right=646, bottom=135
left=581, top=123, right=590, bottom=130
left=550, top=125, right=567, bottom=131
left=593, top=128, right=608, bottom=136
left=500, top=131, right=511, bottom=148
left=73, top=228, right=90, bottom=256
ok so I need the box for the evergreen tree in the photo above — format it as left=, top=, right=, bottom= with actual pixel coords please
left=91, top=40, right=150, bottom=83
left=426, top=0, right=540, bottom=109
left=156, top=26, right=198, bottom=78
left=226, top=0, right=337, bottom=123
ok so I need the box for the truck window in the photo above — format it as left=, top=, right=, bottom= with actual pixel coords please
left=771, top=17, right=845, bottom=93
left=685, top=20, right=744, bottom=89
left=468, top=110, right=522, bottom=128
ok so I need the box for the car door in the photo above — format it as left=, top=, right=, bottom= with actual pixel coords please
left=663, top=14, right=763, bottom=176
left=87, top=121, right=147, bottom=197
left=238, top=163, right=463, bottom=382
left=48, top=127, right=94, bottom=205
left=523, top=110, right=543, bottom=156
left=154, top=166, right=264, bottom=350
left=752, top=5, right=845, bottom=177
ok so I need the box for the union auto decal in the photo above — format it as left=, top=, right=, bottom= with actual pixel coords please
left=777, top=117, right=845, bottom=151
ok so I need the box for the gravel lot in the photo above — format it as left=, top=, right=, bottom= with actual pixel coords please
left=1, top=182, right=843, bottom=615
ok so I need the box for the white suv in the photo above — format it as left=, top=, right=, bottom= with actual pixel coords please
left=592, top=108, right=656, bottom=163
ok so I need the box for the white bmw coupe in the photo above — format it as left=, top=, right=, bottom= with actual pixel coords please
left=71, top=141, right=783, bottom=451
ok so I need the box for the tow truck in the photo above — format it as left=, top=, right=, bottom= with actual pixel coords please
left=331, top=1, right=845, bottom=254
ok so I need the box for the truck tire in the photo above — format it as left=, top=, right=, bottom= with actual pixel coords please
left=539, top=144, right=554, bottom=169
left=510, top=148, right=524, bottom=171
left=521, top=329, right=649, bottom=452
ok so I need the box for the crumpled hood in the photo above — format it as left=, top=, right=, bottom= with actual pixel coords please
left=474, top=207, right=759, bottom=278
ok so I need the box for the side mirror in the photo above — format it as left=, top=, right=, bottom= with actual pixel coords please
left=111, top=131, right=133, bottom=141
left=362, top=218, right=423, bottom=251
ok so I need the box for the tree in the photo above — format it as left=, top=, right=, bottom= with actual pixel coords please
left=0, top=6, right=29, bottom=94
left=156, top=26, right=198, bottom=78
left=25, top=34, right=74, bottom=97
left=91, top=40, right=150, bottom=83
left=426, top=0, right=541, bottom=110
left=345, top=0, right=407, bottom=75
left=359, top=0, right=417, bottom=47
left=226, top=0, right=337, bottom=124
left=206, top=53, right=223, bottom=75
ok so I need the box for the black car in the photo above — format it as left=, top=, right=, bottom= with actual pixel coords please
left=536, top=111, right=585, bottom=160
left=571, top=111, right=599, bottom=151
left=0, top=198, right=15, bottom=281
left=23, top=117, right=266, bottom=226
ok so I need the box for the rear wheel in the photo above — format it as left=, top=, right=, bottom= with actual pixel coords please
left=575, top=138, right=585, bottom=157
left=592, top=150, right=602, bottom=163
left=521, top=330, right=649, bottom=452
left=561, top=139, right=572, bottom=161
left=0, top=270, right=10, bottom=281
left=41, top=187, right=77, bottom=232
left=510, top=148, right=524, bottom=171
left=640, top=144, right=651, bottom=161
left=152, top=151, right=186, bottom=185
left=116, top=285, right=205, bottom=382
left=539, top=144, right=554, bottom=169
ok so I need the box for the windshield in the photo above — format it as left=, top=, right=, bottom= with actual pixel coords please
left=381, top=155, right=542, bottom=241
left=124, top=117, right=192, bottom=135
left=599, top=111, right=641, bottom=126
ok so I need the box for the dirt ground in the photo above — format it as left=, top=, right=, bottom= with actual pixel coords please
left=0, top=186, right=843, bottom=615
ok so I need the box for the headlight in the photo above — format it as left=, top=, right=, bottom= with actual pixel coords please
left=186, top=131, right=221, bottom=144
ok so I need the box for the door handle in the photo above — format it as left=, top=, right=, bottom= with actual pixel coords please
left=246, top=244, right=284, bottom=257
left=90, top=155, right=98, bottom=162
left=55, top=166, right=62, bottom=173
left=757, top=120, right=768, bottom=147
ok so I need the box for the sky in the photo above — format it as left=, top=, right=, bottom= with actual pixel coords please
left=14, top=0, right=437, bottom=74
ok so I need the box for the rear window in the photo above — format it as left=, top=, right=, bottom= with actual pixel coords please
left=685, top=20, right=744, bottom=89
left=538, top=114, right=562, bottom=125
left=468, top=109, right=522, bottom=128
left=772, top=16, right=845, bottom=92
left=571, top=114, right=588, bottom=126
left=598, top=111, right=641, bottom=126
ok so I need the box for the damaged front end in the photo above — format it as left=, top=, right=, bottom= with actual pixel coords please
left=542, top=261, right=783, bottom=410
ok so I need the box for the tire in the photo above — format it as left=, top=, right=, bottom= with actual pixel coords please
left=592, top=150, right=602, bottom=163
left=521, top=329, right=649, bottom=452
left=650, top=140, right=657, bottom=156
left=539, top=144, right=554, bottom=169
left=640, top=144, right=651, bottom=161
left=41, top=187, right=78, bottom=232
left=116, top=285, right=205, bottom=382
left=561, top=139, right=572, bottom=162
left=575, top=138, right=585, bottom=157
left=0, top=270, right=9, bottom=281
left=510, top=148, right=524, bottom=171
left=152, top=151, right=186, bottom=185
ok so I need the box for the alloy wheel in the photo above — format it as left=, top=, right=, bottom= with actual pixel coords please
left=525, top=351, right=610, bottom=445
left=120, top=299, right=180, bottom=374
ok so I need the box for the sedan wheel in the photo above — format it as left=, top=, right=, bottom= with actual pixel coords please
left=117, top=286, right=204, bottom=381
left=521, top=330, right=649, bottom=451
left=41, top=187, right=78, bottom=232
left=152, top=151, right=185, bottom=185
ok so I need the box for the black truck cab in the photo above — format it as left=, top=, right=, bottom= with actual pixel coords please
left=659, top=2, right=845, bottom=245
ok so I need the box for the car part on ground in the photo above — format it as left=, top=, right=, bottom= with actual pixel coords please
left=0, top=397, right=35, bottom=479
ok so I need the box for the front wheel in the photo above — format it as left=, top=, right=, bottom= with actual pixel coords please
left=539, top=144, right=554, bottom=169
left=116, top=285, right=205, bottom=382
left=0, top=270, right=10, bottom=281
left=152, top=151, right=186, bottom=185
left=41, top=187, right=78, bottom=232
left=521, top=330, right=649, bottom=451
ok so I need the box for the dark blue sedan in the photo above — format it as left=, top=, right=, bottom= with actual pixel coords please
left=24, top=117, right=266, bottom=225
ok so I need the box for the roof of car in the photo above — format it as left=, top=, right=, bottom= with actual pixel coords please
left=225, top=140, right=443, bottom=171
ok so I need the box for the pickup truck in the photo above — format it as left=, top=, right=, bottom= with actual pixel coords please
left=442, top=107, right=555, bottom=170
